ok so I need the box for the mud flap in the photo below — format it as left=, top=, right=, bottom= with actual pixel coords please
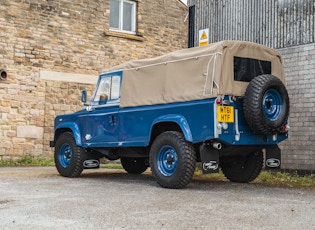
left=200, top=143, right=219, bottom=174
left=265, top=145, right=281, bottom=170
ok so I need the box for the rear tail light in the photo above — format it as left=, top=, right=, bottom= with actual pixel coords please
left=216, top=98, right=221, bottom=104
left=282, top=125, right=290, bottom=132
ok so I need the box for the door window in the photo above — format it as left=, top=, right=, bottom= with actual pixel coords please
left=93, top=75, right=121, bottom=105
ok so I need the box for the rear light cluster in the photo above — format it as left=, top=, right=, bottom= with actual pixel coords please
left=216, top=98, right=230, bottom=105
left=282, top=125, right=290, bottom=132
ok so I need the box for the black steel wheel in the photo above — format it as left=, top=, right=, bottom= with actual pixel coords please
left=149, top=131, right=196, bottom=189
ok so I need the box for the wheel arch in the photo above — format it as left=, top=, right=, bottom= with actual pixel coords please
left=54, top=122, right=83, bottom=147
left=150, top=114, right=193, bottom=144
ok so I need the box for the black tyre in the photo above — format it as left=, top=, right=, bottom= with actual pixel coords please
left=54, top=132, right=85, bottom=177
left=149, top=131, right=196, bottom=189
left=220, top=151, right=263, bottom=183
left=244, top=74, right=289, bottom=135
left=121, top=157, right=148, bottom=174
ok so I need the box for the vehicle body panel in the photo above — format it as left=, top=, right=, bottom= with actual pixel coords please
left=53, top=97, right=288, bottom=148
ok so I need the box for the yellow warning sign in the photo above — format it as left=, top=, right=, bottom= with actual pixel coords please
left=201, top=31, right=207, bottom=40
left=199, top=28, right=209, bottom=47
left=199, top=41, right=208, bottom=47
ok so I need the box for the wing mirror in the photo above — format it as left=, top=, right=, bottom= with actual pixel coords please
left=81, top=90, right=87, bottom=103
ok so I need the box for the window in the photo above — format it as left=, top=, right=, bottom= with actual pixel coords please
left=110, top=0, right=136, bottom=34
left=94, top=75, right=121, bottom=105
left=234, top=57, right=271, bottom=82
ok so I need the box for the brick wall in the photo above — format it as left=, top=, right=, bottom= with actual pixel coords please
left=0, top=0, right=188, bottom=159
left=279, top=43, right=315, bottom=173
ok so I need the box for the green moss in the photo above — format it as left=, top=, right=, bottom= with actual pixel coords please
left=193, top=164, right=314, bottom=188
left=255, top=171, right=315, bottom=188
left=0, top=156, right=55, bottom=167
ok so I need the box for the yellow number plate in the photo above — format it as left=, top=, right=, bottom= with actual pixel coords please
left=217, top=106, right=234, bottom=123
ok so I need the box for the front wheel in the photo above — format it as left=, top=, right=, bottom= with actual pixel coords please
left=220, top=151, right=263, bottom=183
left=54, top=132, right=85, bottom=177
left=149, top=131, right=196, bottom=189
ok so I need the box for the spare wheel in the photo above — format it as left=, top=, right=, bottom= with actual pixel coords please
left=243, top=74, right=289, bottom=135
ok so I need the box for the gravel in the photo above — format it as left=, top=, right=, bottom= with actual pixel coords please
left=0, top=167, right=314, bottom=230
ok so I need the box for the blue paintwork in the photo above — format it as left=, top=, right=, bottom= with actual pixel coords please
left=217, top=98, right=288, bottom=145
left=55, top=121, right=83, bottom=146
left=118, top=100, right=215, bottom=146
left=157, top=145, right=178, bottom=176
left=53, top=71, right=288, bottom=149
left=263, top=89, right=283, bottom=121
left=152, top=114, right=193, bottom=142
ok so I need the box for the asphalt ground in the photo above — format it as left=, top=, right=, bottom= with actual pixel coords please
left=0, top=167, right=314, bottom=230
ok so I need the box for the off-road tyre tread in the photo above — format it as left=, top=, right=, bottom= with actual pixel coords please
left=121, top=157, right=148, bottom=174
left=220, top=151, right=263, bottom=183
left=150, top=131, right=196, bottom=189
left=244, top=74, right=289, bottom=135
left=54, top=132, right=85, bottom=178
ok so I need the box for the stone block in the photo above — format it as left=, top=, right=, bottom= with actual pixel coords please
left=17, top=125, right=44, bottom=139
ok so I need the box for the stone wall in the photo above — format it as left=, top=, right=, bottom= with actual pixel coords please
left=279, top=43, right=315, bottom=173
left=0, top=0, right=188, bottom=159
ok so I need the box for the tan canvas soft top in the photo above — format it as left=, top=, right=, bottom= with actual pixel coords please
left=104, top=40, right=284, bottom=108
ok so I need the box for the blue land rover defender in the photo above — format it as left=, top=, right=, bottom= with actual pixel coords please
left=50, top=41, right=290, bottom=188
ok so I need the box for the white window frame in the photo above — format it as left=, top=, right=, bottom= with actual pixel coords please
left=110, top=0, right=137, bottom=35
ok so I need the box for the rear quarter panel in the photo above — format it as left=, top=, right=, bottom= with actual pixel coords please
left=119, top=99, right=216, bottom=146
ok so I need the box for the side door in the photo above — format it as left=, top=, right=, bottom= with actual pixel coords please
left=81, top=73, right=122, bottom=147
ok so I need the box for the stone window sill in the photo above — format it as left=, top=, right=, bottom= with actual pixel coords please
left=104, top=30, right=144, bottom=42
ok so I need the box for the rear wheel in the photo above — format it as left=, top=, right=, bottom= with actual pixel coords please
left=150, top=131, right=196, bottom=189
left=54, top=132, right=85, bottom=177
left=220, top=151, right=263, bottom=183
left=121, top=157, right=148, bottom=174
